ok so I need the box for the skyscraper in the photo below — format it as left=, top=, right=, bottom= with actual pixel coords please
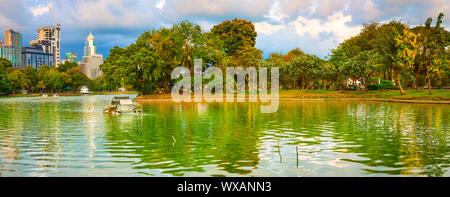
left=84, top=33, right=96, bottom=57
left=33, top=26, right=61, bottom=67
left=0, top=29, right=22, bottom=68
left=80, top=33, right=103, bottom=79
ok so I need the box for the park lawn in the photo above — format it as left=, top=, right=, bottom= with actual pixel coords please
left=279, top=89, right=450, bottom=101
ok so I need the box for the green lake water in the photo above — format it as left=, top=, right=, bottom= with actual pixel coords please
left=0, top=95, right=448, bottom=177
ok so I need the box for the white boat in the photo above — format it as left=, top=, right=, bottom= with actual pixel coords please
left=104, top=96, right=141, bottom=114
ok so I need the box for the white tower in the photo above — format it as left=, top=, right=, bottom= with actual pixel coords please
left=84, top=33, right=96, bottom=57
left=80, top=32, right=103, bottom=79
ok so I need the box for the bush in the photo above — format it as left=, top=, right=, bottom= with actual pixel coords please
left=368, top=80, right=399, bottom=90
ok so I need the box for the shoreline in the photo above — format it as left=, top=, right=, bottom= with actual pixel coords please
left=0, top=92, right=140, bottom=98
left=134, top=97, right=450, bottom=104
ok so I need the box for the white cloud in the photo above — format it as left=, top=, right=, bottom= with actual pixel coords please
left=289, top=12, right=362, bottom=42
left=264, top=1, right=288, bottom=22
left=0, top=14, right=13, bottom=26
left=30, top=4, right=50, bottom=17
left=156, top=0, right=166, bottom=11
left=254, top=21, right=286, bottom=35
left=68, top=0, right=141, bottom=28
left=165, top=0, right=272, bottom=17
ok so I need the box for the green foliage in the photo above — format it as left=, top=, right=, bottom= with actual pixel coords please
left=367, top=80, right=399, bottom=90
left=22, top=66, right=38, bottom=92
left=57, top=61, right=78, bottom=73
left=211, top=18, right=257, bottom=55
left=0, top=58, right=12, bottom=94
left=329, top=13, right=449, bottom=94
left=43, top=68, right=64, bottom=92
left=66, top=66, right=90, bottom=91
left=101, top=20, right=230, bottom=94
left=7, top=69, right=24, bottom=94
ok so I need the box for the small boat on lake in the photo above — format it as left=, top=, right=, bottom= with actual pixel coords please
left=39, top=94, right=58, bottom=100
left=104, top=96, right=141, bottom=115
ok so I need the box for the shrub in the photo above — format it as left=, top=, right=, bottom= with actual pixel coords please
left=368, top=80, right=399, bottom=90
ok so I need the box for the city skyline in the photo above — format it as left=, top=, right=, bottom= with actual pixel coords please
left=0, top=0, right=448, bottom=59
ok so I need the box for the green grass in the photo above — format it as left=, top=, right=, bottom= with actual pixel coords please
left=279, top=89, right=450, bottom=101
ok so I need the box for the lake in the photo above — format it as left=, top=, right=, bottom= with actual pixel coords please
left=0, top=95, right=448, bottom=177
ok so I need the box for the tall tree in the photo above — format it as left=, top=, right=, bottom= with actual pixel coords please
left=211, top=18, right=257, bottom=55
left=395, top=25, right=421, bottom=95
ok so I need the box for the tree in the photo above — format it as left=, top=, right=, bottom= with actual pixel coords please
left=22, top=66, right=38, bottom=93
left=289, top=54, right=324, bottom=90
left=211, top=18, right=257, bottom=55
left=66, top=66, right=90, bottom=92
left=101, top=20, right=228, bottom=94
left=57, top=61, right=78, bottom=73
left=342, top=50, right=378, bottom=90
left=0, top=58, right=12, bottom=94
left=43, top=68, right=63, bottom=93
left=7, top=69, right=24, bottom=94
left=412, top=13, right=449, bottom=94
left=37, top=65, right=50, bottom=92
left=230, top=45, right=263, bottom=68
left=394, top=25, right=420, bottom=95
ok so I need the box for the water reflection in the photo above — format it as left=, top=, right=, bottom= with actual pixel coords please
left=0, top=95, right=448, bottom=177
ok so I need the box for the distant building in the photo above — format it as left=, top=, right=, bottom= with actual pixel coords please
left=80, top=33, right=103, bottom=79
left=32, top=26, right=61, bottom=67
left=80, top=55, right=103, bottom=79
left=84, top=33, right=96, bottom=57
left=0, top=29, right=22, bottom=68
left=22, top=45, right=54, bottom=70
left=64, top=52, right=78, bottom=63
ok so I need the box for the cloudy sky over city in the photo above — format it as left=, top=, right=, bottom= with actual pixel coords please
left=0, top=0, right=448, bottom=59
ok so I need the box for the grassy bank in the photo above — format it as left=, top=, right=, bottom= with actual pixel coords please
left=278, top=89, right=450, bottom=101
left=135, top=89, right=450, bottom=102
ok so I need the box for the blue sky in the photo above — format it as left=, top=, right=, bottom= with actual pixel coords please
left=0, top=0, right=448, bottom=60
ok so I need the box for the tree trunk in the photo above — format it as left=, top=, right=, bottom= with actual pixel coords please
left=426, top=68, right=432, bottom=95
left=390, top=69, right=394, bottom=82
left=396, top=72, right=405, bottom=95
left=412, top=70, right=420, bottom=90
left=305, top=80, right=311, bottom=91
left=302, top=78, right=308, bottom=90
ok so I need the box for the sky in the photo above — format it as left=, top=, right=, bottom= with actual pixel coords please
left=0, top=0, right=448, bottom=60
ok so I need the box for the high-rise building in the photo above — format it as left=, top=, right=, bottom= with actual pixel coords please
left=22, top=45, right=54, bottom=70
left=80, top=33, right=103, bottom=79
left=0, top=29, right=22, bottom=68
left=80, top=55, right=103, bottom=79
left=29, top=39, right=52, bottom=52
left=84, top=33, right=96, bottom=57
left=33, top=26, right=61, bottom=67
